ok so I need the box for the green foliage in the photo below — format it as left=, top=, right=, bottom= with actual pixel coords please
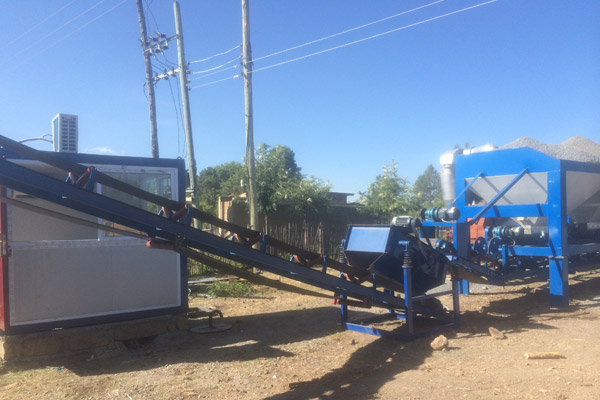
left=187, top=259, right=215, bottom=278
left=359, top=161, right=445, bottom=220
left=196, top=161, right=246, bottom=215
left=412, top=164, right=444, bottom=209
left=207, top=281, right=255, bottom=297
left=254, top=144, right=330, bottom=216
left=359, top=160, right=415, bottom=219
left=195, top=144, right=331, bottom=218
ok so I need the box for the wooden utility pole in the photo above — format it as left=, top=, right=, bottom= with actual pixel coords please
left=174, top=1, right=198, bottom=208
left=136, top=0, right=159, bottom=158
left=242, top=0, right=258, bottom=230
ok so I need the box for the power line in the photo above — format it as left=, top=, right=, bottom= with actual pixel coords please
left=189, top=0, right=497, bottom=90
left=189, top=45, right=241, bottom=64
left=190, top=75, right=241, bottom=90
left=1, top=0, right=78, bottom=50
left=253, top=0, right=445, bottom=63
left=144, top=0, right=159, bottom=32
left=40, top=0, right=128, bottom=53
left=11, top=0, right=108, bottom=61
left=252, top=0, right=497, bottom=75
left=167, top=76, right=185, bottom=158
left=8, top=0, right=127, bottom=74
left=174, top=75, right=186, bottom=158
left=189, top=55, right=241, bottom=77
left=188, top=0, right=441, bottom=81
left=188, top=64, right=240, bottom=81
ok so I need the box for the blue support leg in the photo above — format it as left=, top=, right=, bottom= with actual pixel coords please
left=454, top=222, right=471, bottom=294
left=452, top=274, right=461, bottom=326
left=549, top=256, right=569, bottom=308
left=403, top=265, right=414, bottom=336
left=458, top=280, right=470, bottom=296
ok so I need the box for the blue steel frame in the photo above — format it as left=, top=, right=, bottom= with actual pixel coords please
left=339, top=227, right=460, bottom=339
left=0, top=149, right=189, bottom=334
left=339, top=271, right=459, bottom=340
left=451, top=147, right=600, bottom=307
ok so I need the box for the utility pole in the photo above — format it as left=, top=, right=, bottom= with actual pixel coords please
left=242, top=0, right=258, bottom=231
left=136, top=0, right=159, bottom=158
left=173, top=1, right=198, bottom=211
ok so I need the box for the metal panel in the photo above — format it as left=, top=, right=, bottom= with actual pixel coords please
left=567, top=171, right=600, bottom=222
left=8, top=241, right=181, bottom=326
left=345, top=226, right=390, bottom=252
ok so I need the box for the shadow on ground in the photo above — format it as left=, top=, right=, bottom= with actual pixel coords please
left=1, top=305, right=342, bottom=376
left=454, top=270, right=600, bottom=338
left=1, top=272, right=598, bottom=400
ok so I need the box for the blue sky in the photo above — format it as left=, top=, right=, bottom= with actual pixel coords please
left=1, top=0, right=598, bottom=197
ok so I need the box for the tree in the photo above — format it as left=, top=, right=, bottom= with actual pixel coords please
left=196, top=161, right=245, bottom=215
left=196, top=144, right=331, bottom=217
left=254, top=144, right=330, bottom=216
left=412, top=164, right=444, bottom=209
left=359, top=160, right=414, bottom=219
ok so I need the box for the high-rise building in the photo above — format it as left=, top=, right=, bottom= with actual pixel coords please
left=52, top=113, right=78, bottom=153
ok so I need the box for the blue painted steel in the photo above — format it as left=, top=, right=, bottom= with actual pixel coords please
left=460, top=204, right=548, bottom=219
left=84, top=167, right=97, bottom=191
left=547, top=168, right=569, bottom=307
left=403, top=264, right=414, bottom=335
left=442, top=147, right=600, bottom=307
left=260, top=234, right=268, bottom=252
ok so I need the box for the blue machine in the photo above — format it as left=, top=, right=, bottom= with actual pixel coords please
left=339, top=218, right=459, bottom=338
left=424, top=147, right=600, bottom=307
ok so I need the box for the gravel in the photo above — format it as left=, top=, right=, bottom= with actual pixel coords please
left=500, top=136, right=600, bottom=163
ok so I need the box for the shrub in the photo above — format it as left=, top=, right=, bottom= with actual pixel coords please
left=207, top=281, right=255, bottom=297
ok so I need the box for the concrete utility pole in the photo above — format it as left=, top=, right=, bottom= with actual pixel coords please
left=242, top=0, right=258, bottom=230
left=136, top=0, right=159, bottom=158
left=173, top=1, right=198, bottom=208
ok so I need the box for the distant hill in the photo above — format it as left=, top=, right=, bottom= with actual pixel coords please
left=501, top=136, right=600, bottom=163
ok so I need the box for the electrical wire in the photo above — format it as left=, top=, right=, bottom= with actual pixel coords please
left=189, top=0, right=497, bottom=90
left=189, top=55, right=241, bottom=77
left=188, top=64, right=240, bottom=81
left=187, top=1, right=441, bottom=81
left=189, top=45, right=241, bottom=64
left=144, top=0, right=159, bottom=33
left=11, top=0, right=108, bottom=61
left=2, top=0, right=78, bottom=50
left=40, top=0, right=128, bottom=54
left=7, top=0, right=127, bottom=74
left=167, top=76, right=185, bottom=158
left=190, top=75, right=239, bottom=90
left=253, top=0, right=445, bottom=63
left=174, top=75, right=185, bottom=158
left=251, top=0, right=497, bottom=75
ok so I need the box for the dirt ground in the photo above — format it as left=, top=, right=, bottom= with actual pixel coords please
left=0, top=270, right=599, bottom=400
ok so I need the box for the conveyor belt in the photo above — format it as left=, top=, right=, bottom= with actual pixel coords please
left=0, top=137, right=407, bottom=310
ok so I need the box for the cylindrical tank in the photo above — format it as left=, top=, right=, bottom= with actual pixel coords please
left=440, top=144, right=498, bottom=206
left=440, top=149, right=462, bottom=206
